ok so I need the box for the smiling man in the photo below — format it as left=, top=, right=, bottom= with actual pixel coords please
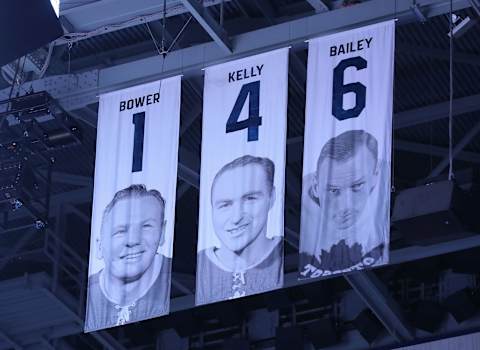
left=299, top=130, right=388, bottom=279
left=196, top=155, right=283, bottom=305
left=85, top=184, right=171, bottom=331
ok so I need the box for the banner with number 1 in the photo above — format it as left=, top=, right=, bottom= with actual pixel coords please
left=85, top=76, right=181, bottom=331
left=299, top=21, right=394, bottom=280
left=196, top=48, right=289, bottom=305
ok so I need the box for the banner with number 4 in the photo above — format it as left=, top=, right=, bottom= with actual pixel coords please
left=299, top=21, right=394, bottom=280
left=196, top=48, right=289, bottom=305
left=85, top=77, right=181, bottom=331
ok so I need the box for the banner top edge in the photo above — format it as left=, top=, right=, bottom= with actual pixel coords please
left=306, top=19, right=395, bottom=44
left=202, top=46, right=290, bottom=72
left=99, top=74, right=182, bottom=99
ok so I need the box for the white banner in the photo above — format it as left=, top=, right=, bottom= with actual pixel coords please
left=85, top=76, right=181, bottom=331
left=196, top=48, right=289, bottom=305
left=299, top=21, right=394, bottom=279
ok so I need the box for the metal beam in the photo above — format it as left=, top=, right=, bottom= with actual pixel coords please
left=68, top=40, right=162, bottom=72
left=176, top=181, right=192, bottom=200
left=395, top=139, right=480, bottom=164
left=0, top=228, right=36, bottom=272
left=306, top=0, right=330, bottom=12
left=393, top=94, right=480, bottom=129
left=287, top=136, right=304, bottom=164
left=51, top=172, right=93, bottom=188
left=181, top=0, right=232, bottom=53
left=57, top=0, right=230, bottom=45
left=180, top=80, right=203, bottom=136
left=0, top=330, right=22, bottom=350
left=68, top=109, right=97, bottom=129
left=397, top=43, right=480, bottom=67
left=67, top=204, right=91, bottom=225
left=470, top=0, right=480, bottom=15
left=40, top=276, right=128, bottom=350
left=178, top=148, right=200, bottom=188
left=254, top=0, right=277, bottom=24
left=171, top=277, right=194, bottom=295
left=39, top=338, right=55, bottom=350
left=0, top=224, right=38, bottom=236
left=285, top=227, right=300, bottom=250
left=180, top=101, right=202, bottom=135
left=91, top=331, right=127, bottom=350
left=427, top=119, right=480, bottom=178
left=50, top=0, right=473, bottom=104
left=345, top=271, right=415, bottom=343
left=58, top=16, right=75, bottom=33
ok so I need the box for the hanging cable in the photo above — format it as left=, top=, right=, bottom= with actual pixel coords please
left=161, top=0, right=167, bottom=54
left=448, top=0, right=454, bottom=181
left=67, top=41, right=73, bottom=75
left=145, top=22, right=163, bottom=58
left=390, top=5, right=397, bottom=193
left=220, top=0, right=224, bottom=27
left=166, top=15, right=193, bottom=53
left=145, top=12, right=193, bottom=70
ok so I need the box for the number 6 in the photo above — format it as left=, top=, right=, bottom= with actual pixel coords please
left=332, top=56, right=367, bottom=121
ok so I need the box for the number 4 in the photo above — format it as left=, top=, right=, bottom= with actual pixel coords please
left=226, top=81, right=262, bottom=142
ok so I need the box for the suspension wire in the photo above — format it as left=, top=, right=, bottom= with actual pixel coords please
left=143, top=0, right=193, bottom=72
left=391, top=88, right=396, bottom=192
left=448, top=0, right=454, bottom=181
left=166, top=16, right=193, bottom=53
left=220, top=0, right=224, bottom=26
left=391, top=129, right=396, bottom=190
left=145, top=22, right=163, bottom=58
left=67, top=41, right=72, bottom=75
left=391, top=3, right=397, bottom=192
left=161, top=0, right=167, bottom=53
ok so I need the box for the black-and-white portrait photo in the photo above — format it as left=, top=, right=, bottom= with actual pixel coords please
left=85, top=185, right=172, bottom=330
left=196, top=155, right=283, bottom=305
left=197, top=49, right=288, bottom=305
left=85, top=77, right=181, bottom=331
left=299, top=130, right=389, bottom=279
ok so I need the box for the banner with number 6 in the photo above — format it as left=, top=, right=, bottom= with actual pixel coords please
left=299, top=21, right=394, bottom=280
left=196, top=48, right=289, bottom=305
left=85, top=76, right=181, bottom=331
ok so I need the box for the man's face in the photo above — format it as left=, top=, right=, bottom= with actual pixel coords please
left=211, top=163, right=275, bottom=253
left=99, top=195, right=164, bottom=282
left=314, top=146, right=378, bottom=231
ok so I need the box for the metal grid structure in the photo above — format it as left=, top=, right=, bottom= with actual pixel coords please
left=1, top=0, right=480, bottom=349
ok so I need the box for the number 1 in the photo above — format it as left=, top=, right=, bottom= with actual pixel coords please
left=132, top=112, right=145, bottom=172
